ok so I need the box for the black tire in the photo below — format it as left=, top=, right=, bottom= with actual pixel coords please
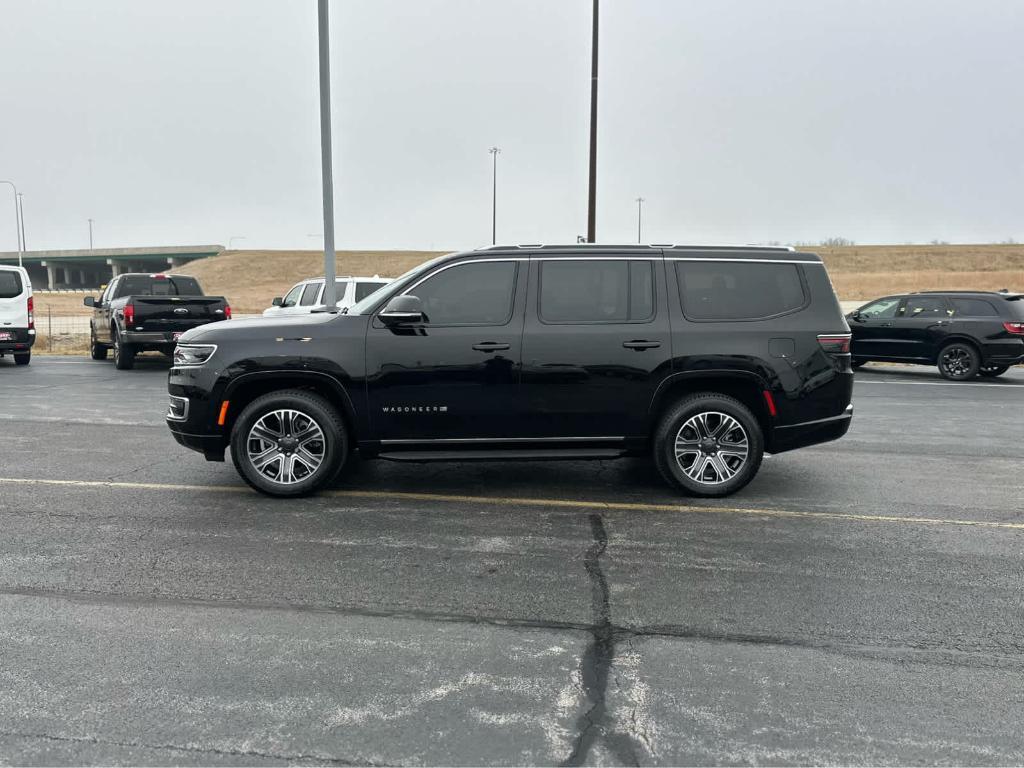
left=851, top=358, right=867, bottom=369
left=112, top=327, right=135, bottom=370
left=653, top=392, right=765, bottom=498
left=937, top=342, right=980, bottom=381
left=90, top=327, right=108, bottom=360
left=14, top=351, right=30, bottom=366
left=230, top=389, right=348, bottom=497
left=979, top=364, right=1010, bottom=378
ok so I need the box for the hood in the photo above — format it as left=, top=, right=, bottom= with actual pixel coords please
left=178, top=312, right=363, bottom=344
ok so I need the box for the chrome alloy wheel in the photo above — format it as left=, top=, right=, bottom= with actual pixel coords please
left=674, top=411, right=750, bottom=486
left=246, top=409, right=326, bottom=485
left=940, top=347, right=972, bottom=377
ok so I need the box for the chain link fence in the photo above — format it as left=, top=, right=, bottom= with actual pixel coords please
left=38, top=310, right=91, bottom=354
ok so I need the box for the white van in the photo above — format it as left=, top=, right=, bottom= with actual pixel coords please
left=0, top=265, right=34, bottom=365
left=262, top=275, right=392, bottom=317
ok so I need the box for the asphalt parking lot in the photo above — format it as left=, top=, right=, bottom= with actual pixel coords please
left=1, top=355, right=1023, bottom=765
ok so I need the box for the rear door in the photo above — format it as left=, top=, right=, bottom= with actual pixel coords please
left=519, top=253, right=672, bottom=438
left=0, top=268, right=28, bottom=338
left=892, top=295, right=952, bottom=359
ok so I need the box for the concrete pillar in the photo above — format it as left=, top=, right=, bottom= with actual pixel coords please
left=107, top=259, right=124, bottom=278
left=46, top=265, right=56, bottom=291
left=78, top=270, right=86, bottom=286
left=167, top=257, right=185, bottom=269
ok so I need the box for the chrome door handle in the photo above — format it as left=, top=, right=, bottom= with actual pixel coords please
left=472, top=342, right=510, bottom=352
left=623, top=340, right=661, bottom=350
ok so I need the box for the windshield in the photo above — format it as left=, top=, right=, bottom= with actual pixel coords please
left=345, top=254, right=454, bottom=315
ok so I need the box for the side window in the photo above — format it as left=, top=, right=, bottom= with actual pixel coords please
left=858, top=297, right=900, bottom=319
left=355, top=281, right=388, bottom=302
left=299, top=283, right=321, bottom=306
left=281, top=284, right=304, bottom=307
left=950, top=298, right=998, bottom=317
left=539, top=260, right=654, bottom=324
left=901, top=297, right=948, bottom=317
left=408, top=261, right=517, bottom=326
left=676, top=261, right=805, bottom=321
left=103, top=279, right=119, bottom=303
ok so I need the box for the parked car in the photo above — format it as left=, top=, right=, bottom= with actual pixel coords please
left=262, top=276, right=392, bottom=317
left=0, top=264, right=35, bottom=366
left=166, top=244, right=854, bottom=498
left=847, top=290, right=1024, bottom=380
left=85, top=273, right=230, bottom=370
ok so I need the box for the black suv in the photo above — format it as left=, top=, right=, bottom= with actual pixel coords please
left=166, top=245, right=854, bottom=498
left=848, top=291, right=1024, bottom=380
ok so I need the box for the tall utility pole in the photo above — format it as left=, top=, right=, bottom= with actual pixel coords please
left=586, top=0, right=599, bottom=243
left=488, top=146, right=501, bottom=245
left=0, top=180, right=21, bottom=267
left=317, top=0, right=338, bottom=310
left=17, top=193, right=26, bottom=251
left=635, top=197, right=644, bottom=243
left=88, top=218, right=94, bottom=249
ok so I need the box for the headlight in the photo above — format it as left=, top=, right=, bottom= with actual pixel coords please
left=173, top=344, right=217, bottom=367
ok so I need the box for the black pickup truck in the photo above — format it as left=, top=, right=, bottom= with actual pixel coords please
left=85, top=273, right=230, bottom=369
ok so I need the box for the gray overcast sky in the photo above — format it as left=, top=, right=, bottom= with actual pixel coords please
left=1, top=0, right=1022, bottom=251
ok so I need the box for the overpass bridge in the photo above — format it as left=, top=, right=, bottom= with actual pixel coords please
left=0, top=245, right=224, bottom=290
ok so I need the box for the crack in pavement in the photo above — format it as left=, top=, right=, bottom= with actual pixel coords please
left=0, top=728, right=384, bottom=766
left=562, top=514, right=640, bottom=767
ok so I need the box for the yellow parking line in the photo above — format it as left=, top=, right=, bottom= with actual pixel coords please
left=1, top=476, right=1022, bottom=531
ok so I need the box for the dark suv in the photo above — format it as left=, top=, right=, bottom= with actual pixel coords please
left=847, top=291, right=1024, bottom=380
left=166, top=245, right=854, bottom=498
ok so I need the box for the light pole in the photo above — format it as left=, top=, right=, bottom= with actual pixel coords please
left=0, top=180, right=22, bottom=267
left=586, top=0, right=599, bottom=243
left=17, top=193, right=26, bottom=251
left=88, top=218, right=94, bottom=250
left=635, top=197, right=644, bottom=244
left=316, top=0, right=338, bottom=310
left=228, top=236, right=246, bottom=250
left=488, top=146, right=501, bottom=245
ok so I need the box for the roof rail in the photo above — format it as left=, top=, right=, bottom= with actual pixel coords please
left=476, top=243, right=795, bottom=252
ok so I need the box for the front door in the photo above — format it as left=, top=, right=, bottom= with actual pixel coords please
left=365, top=258, right=526, bottom=441
left=849, top=296, right=902, bottom=358
left=519, top=255, right=673, bottom=438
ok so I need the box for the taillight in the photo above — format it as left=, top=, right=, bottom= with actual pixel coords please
left=1003, top=321, right=1024, bottom=335
left=27, top=296, right=34, bottom=330
left=224, top=305, right=232, bottom=320
left=123, top=303, right=135, bottom=326
left=817, top=333, right=851, bottom=354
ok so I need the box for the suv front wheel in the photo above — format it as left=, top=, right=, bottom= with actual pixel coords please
left=230, top=389, right=348, bottom=497
left=654, top=392, right=765, bottom=497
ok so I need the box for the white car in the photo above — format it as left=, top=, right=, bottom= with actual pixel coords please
left=0, top=264, right=35, bottom=365
left=262, top=276, right=392, bottom=317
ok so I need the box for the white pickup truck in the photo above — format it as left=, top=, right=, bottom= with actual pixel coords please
left=262, top=275, right=391, bottom=317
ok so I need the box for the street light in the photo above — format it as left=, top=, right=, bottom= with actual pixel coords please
left=635, top=197, right=645, bottom=244
left=316, top=0, right=338, bottom=310
left=586, top=0, right=599, bottom=243
left=88, top=218, right=94, bottom=250
left=488, top=146, right=501, bottom=245
left=17, top=193, right=26, bottom=251
left=0, top=180, right=22, bottom=267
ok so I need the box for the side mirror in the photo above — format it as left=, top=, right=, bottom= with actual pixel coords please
left=84, top=296, right=97, bottom=307
left=849, top=309, right=862, bottom=321
left=271, top=297, right=283, bottom=307
left=380, top=294, right=423, bottom=325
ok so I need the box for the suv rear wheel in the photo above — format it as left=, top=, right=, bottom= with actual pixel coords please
left=937, top=342, right=979, bottom=381
left=654, top=392, right=765, bottom=497
left=230, top=389, right=348, bottom=497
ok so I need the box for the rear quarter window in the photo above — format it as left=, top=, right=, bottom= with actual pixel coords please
left=0, top=270, right=23, bottom=299
left=950, top=298, right=999, bottom=317
left=676, top=261, right=807, bottom=321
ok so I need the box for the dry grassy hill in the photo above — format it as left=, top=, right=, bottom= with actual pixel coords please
left=32, top=243, right=1024, bottom=317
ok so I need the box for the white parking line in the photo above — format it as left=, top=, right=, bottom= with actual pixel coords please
left=857, top=379, right=1023, bottom=388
